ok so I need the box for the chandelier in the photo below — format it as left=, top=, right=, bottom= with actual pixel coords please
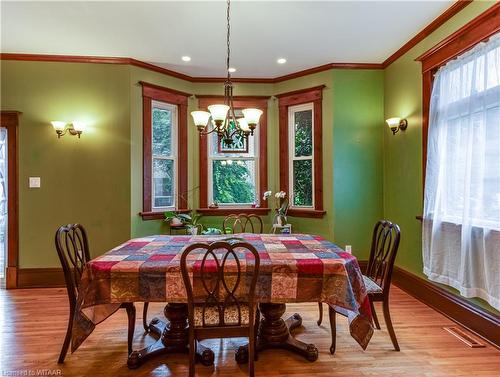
left=190, top=0, right=262, bottom=146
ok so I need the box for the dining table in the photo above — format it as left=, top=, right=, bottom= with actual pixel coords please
left=71, top=233, right=373, bottom=369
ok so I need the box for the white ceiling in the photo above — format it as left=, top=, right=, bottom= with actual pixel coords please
left=1, top=1, right=454, bottom=78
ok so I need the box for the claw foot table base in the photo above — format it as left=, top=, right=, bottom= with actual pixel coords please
left=127, top=302, right=318, bottom=369
left=127, top=303, right=214, bottom=369
left=236, top=303, right=319, bottom=364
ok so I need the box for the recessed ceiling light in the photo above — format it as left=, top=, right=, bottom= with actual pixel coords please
left=277, top=58, right=287, bottom=64
left=181, top=56, right=191, bottom=62
left=228, top=67, right=237, bottom=73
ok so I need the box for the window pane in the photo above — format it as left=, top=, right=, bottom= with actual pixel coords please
left=294, top=109, right=313, bottom=157
left=152, top=107, right=172, bottom=156
left=483, top=106, right=500, bottom=223
left=212, top=160, right=256, bottom=204
left=293, top=159, right=313, bottom=206
left=153, top=159, right=174, bottom=208
left=218, top=121, right=248, bottom=153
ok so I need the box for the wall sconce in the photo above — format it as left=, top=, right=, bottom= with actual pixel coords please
left=51, top=121, right=85, bottom=138
left=386, top=117, right=408, bottom=135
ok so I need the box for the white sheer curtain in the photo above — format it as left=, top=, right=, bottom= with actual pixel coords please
left=423, top=33, right=500, bottom=311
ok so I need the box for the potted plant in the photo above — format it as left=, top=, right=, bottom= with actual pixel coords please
left=164, top=211, right=204, bottom=235
left=164, top=211, right=184, bottom=227
left=262, top=190, right=289, bottom=226
left=181, top=213, right=204, bottom=235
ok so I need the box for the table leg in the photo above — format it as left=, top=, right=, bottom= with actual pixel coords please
left=235, top=303, right=318, bottom=364
left=127, top=303, right=214, bottom=369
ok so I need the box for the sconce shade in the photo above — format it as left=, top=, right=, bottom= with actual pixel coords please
left=242, top=108, right=263, bottom=125
left=51, top=121, right=67, bottom=131
left=191, top=111, right=211, bottom=127
left=208, top=104, right=230, bottom=122
left=72, top=121, right=86, bottom=132
left=386, top=117, right=401, bottom=128
left=386, top=117, right=408, bottom=135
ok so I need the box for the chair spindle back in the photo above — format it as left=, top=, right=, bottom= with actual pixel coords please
left=365, top=220, right=401, bottom=293
left=180, top=239, right=260, bottom=327
left=55, top=224, right=91, bottom=304
left=223, top=214, right=263, bottom=234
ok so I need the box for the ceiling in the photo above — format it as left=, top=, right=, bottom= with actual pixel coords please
left=1, top=1, right=454, bottom=78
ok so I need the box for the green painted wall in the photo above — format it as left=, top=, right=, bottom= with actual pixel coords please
left=332, top=70, right=384, bottom=260
left=383, top=0, right=498, bottom=314
left=0, top=61, right=131, bottom=267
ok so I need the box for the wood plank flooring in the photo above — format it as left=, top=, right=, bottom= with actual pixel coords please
left=0, top=286, right=498, bottom=376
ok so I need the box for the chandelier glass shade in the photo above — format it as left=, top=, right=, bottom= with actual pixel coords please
left=190, top=0, right=262, bottom=146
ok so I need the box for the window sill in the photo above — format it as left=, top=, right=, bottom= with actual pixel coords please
left=197, top=207, right=271, bottom=216
left=287, top=209, right=326, bottom=218
left=139, top=209, right=191, bottom=221
left=416, top=215, right=500, bottom=231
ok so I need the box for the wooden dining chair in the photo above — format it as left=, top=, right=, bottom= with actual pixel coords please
left=317, top=220, right=401, bottom=353
left=223, top=214, right=263, bottom=234
left=180, top=239, right=261, bottom=377
left=55, top=224, right=141, bottom=363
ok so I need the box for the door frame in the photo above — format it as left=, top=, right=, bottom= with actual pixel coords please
left=0, top=111, right=20, bottom=289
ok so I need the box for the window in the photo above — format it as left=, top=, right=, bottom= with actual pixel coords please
left=152, top=101, right=177, bottom=210
left=278, top=86, right=325, bottom=218
left=197, top=96, right=270, bottom=215
left=140, top=81, right=189, bottom=220
left=208, top=111, right=259, bottom=206
left=421, top=32, right=500, bottom=310
left=289, top=103, right=314, bottom=207
left=424, top=36, right=500, bottom=228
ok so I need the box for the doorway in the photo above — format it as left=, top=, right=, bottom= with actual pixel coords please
left=0, top=111, right=19, bottom=289
left=0, top=128, right=7, bottom=287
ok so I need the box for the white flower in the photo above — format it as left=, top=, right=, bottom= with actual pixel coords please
left=278, top=191, right=287, bottom=198
left=262, top=190, right=272, bottom=200
left=274, top=192, right=281, bottom=198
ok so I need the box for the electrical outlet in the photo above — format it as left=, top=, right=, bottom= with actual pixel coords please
left=29, top=177, right=41, bottom=188
left=345, top=245, right=352, bottom=253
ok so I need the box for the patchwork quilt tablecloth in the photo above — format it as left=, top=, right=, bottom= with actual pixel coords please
left=72, top=234, right=373, bottom=352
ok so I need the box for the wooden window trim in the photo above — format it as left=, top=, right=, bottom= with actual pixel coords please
left=277, top=85, right=326, bottom=218
left=197, top=96, right=270, bottom=215
left=140, top=81, right=191, bottom=220
left=416, top=4, right=500, bottom=184
left=0, top=111, right=20, bottom=288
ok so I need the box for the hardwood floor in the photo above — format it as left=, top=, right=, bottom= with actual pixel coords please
left=0, top=286, right=498, bottom=376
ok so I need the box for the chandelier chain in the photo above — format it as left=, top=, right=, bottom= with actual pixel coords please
left=191, top=0, right=259, bottom=144
left=226, top=0, right=231, bottom=79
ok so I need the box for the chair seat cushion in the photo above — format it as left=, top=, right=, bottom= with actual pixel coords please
left=193, top=304, right=249, bottom=327
left=363, top=275, right=383, bottom=294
